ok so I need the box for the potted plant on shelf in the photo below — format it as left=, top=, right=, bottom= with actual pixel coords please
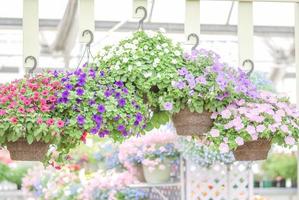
left=0, top=74, right=69, bottom=161
left=207, top=91, right=299, bottom=161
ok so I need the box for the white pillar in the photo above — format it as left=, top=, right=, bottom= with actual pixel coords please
left=238, top=0, right=253, bottom=66
left=23, top=0, right=39, bottom=72
left=79, top=0, right=94, bottom=43
left=185, top=0, right=201, bottom=41
left=295, top=2, right=299, bottom=198
left=132, top=0, right=148, bottom=19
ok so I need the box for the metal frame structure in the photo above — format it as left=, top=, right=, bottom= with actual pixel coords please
left=11, top=0, right=299, bottom=199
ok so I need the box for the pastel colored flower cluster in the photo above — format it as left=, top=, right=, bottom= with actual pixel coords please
left=208, top=91, right=299, bottom=153
left=0, top=73, right=65, bottom=145
left=178, top=137, right=234, bottom=168
left=53, top=67, right=148, bottom=143
left=162, top=49, right=258, bottom=114
left=118, top=130, right=179, bottom=174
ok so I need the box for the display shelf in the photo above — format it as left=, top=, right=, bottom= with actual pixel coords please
left=129, top=182, right=181, bottom=188
left=254, top=188, right=297, bottom=195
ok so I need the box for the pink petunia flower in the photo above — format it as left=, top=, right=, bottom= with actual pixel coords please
left=37, top=118, right=43, bottom=125
left=10, top=117, right=18, bottom=124
left=221, top=109, right=231, bottom=119
left=46, top=118, right=54, bottom=126
left=219, top=143, right=229, bottom=153
left=41, top=90, right=49, bottom=96
left=285, top=135, right=295, bottom=145
left=256, top=125, right=266, bottom=133
left=235, top=136, right=244, bottom=146
left=210, top=129, right=220, bottom=137
left=57, top=120, right=65, bottom=128
left=246, top=125, right=256, bottom=135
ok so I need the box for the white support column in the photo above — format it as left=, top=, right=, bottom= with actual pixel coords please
left=238, top=0, right=253, bottom=66
left=79, top=0, right=94, bottom=43
left=23, top=0, right=39, bottom=72
left=132, top=0, right=148, bottom=19
left=185, top=0, right=201, bottom=40
left=295, top=2, right=299, bottom=198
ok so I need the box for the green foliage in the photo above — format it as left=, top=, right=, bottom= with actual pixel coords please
left=262, top=153, right=297, bottom=181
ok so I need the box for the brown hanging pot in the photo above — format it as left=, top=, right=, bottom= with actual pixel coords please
left=7, top=139, right=49, bottom=161
left=172, top=109, right=213, bottom=137
left=233, top=138, right=271, bottom=161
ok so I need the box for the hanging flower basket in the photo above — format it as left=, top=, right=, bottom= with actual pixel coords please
left=233, top=139, right=271, bottom=161
left=7, top=139, right=49, bottom=161
left=173, top=109, right=213, bottom=136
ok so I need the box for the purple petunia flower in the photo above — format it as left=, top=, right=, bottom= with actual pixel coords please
left=115, top=81, right=124, bottom=88
left=122, top=88, right=128, bottom=94
left=77, top=78, right=86, bottom=87
left=118, top=98, right=126, bottom=107
left=61, top=77, right=68, bottom=82
left=114, top=115, right=121, bottom=121
left=100, top=71, right=105, bottom=77
left=88, top=99, right=95, bottom=106
left=117, top=124, right=125, bottom=132
left=135, top=112, right=143, bottom=122
left=62, top=90, right=70, bottom=98
left=89, top=69, right=96, bottom=79
left=65, top=84, right=73, bottom=90
left=104, top=89, right=113, bottom=97
left=76, top=98, right=82, bottom=104
left=175, top=81, right=185, bottom=90
left=98, top=104, right=106, bottom=113
left=90, top=127, right=98, bottom=135
left=134, top=120, right=140, bottom=126
left=178, top=67, right=188, bottom=76
left=61, top=97, right=69, bottom=103
left=93, top=114, right=102, bottom=124
left=163, top=102, right=173, bottom=111
left=77, top=115, right=85, bottom=126
left=115, top=92, right=121, bottom=99
left=76, top=88, right=84, bottom=96
left=53, top=70, right=59, bottom=78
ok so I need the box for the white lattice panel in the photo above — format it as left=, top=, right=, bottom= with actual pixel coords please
left=187, top=162, right=253, bottom=200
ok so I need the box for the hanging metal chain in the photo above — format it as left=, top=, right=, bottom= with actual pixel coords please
left=135, top=6, right=147, bottom=31
left=76, top=29, right=94, bottom=70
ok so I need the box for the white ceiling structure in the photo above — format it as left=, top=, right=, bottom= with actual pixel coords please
left=0, top=0, right=297, bottom=101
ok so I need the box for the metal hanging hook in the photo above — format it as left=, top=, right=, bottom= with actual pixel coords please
left=187, top=33, right=199, bottom=50
left=135, top=6, right=147, bottom=30
left=25, top=56, right=37, bottom=75
left=242, top=59, right=254, bottom=76
left=82, top=29, right=94, bottom=47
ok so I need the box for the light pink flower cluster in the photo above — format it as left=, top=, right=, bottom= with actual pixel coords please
left=82, top=171, right=136, bottom=200
left=118, top=130, right=178, bottom=176
left=208, top=91, right=299, bottom=153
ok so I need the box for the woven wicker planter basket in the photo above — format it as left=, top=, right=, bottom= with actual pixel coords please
left=7, top=139, right=49, bottom=161
left=233, top=139, right=271, bottom=161
left=172, top=109, right=213, bottom=136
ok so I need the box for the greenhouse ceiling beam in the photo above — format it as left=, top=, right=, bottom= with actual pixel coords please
left=0, top=18, right=294, bottom=36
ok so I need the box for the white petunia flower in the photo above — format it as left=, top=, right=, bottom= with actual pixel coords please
left=154, top=58, right=160, bottom=63
left=156, top=45, right=162, bottom=50
left=136, top=61, right=142, bottom=67
left=164, top=48, right=170, bottom=53
left=174, top=50, right=181, bottom=56
left=128, top=65, right=133, bottom=72
left=171, top=59, right=177, bottom=64
left=144, top=45, right=148, bottom=50
left=122, top=57, right=129, bottom=63
left=144, top=72, right=152, bottom=78
left=162, top=43, right=168, bottom=48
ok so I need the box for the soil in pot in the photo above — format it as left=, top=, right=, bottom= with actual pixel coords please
left=7, top=139, right=49, bottom=161
left=172, top=109, right=213, bottom=137
left=143, top=159, right=172, bottom=184
left=233, top=139, right=271, bottom=161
